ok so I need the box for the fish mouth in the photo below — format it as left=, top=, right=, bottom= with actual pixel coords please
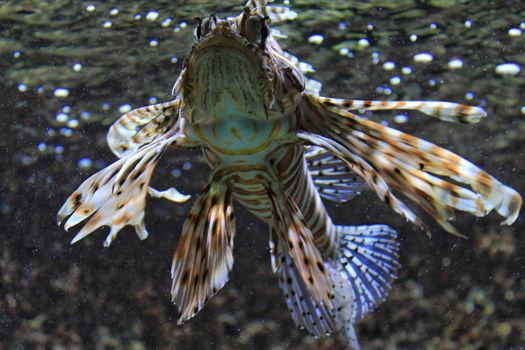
left=192, top=28, right=260, bottom=59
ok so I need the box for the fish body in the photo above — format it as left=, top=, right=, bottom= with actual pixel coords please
left=57, top=1, right=522, bottom=349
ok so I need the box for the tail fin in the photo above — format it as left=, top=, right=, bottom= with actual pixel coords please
left=300, top=95, right=522, bottom=235
left=336, top=225, right=400, bottom=320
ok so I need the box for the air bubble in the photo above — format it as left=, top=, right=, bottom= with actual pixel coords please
left=146, top=11, right=159, bottom=21
left=119, top=104, right=132, bottom=113
left=308, top=34, right=324, bottom=45
left=54, top=88, right=70, bottom=98
left=495, top=63, right=521, bottom=76
left=414, top=53, right=433, bottom=63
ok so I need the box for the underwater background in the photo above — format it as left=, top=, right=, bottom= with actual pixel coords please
left=1, top=0, right=524, bottom=349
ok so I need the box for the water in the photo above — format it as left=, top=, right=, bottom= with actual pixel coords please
left=1, top=1, right=524, bottom=349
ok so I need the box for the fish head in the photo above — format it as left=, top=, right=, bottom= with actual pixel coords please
left=175, top=3, right=305, bottom=124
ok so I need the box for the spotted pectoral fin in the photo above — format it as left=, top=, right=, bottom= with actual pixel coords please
left=305, top=146, right=365, bottom=203
left=57, top=134, right=177, bottom=247
left=107, top=99, right=180, bottom=158
left=314, top=94, right=487, bottom=124
left=301, top=95, right=522, bottom=235
left=171, top=180, right=235, bottom=324
left=267, top=181, right=334, bottom=309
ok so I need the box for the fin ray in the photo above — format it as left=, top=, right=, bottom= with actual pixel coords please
left=171, top=179, right=235, bottom=324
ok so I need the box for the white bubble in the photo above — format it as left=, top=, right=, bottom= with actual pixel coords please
left=80, top=111, right=91, bottom=121
left=55, top=145, right=64, bottom=154
left=62, top=105, right=70, bottom=113
left=146, top=11, right=159, bottom=21
left=448, top=58, right=464, bottom=69
left=508, top=28, right=522, bottom=37
left=428, top=79, right=436, bottom=86
left=86, top=4, right=96, bottom=12
left=383, top=61, right=396, bottom=70
left=110, top=8, right=119, bottom=16
left=54, top=88, right=69, bottom=98
left=78, top=158, right=93, bottom=169
left=338, top=47, right=349, bottom=56
left=367, top=23, right=374, bottom=30
left=72, top=63, right=82, bottom=72
left=410, top=33, right=418, bottom=42
left=394, top=114, right=409, bottom=124
left=521, top=22, right=525, bottom=30
left=102, top=21, right=112, bottom=28
left=179, top=22, right=187, bottom=28
left=102, top=102, right=110, bottom=111
left=13, top=51, right=21, bottom=58
left=149, top=96, right=158, bottom=104
left=414, top=53, right=433, bottom=63
left=171, top=169, right=182, bottom=178
left=119, top=104, right=132, bottom=113
left=383, top=87, right=392, bottom=95
left=67, top=119, right=79, bottom=128
left=161, top=18, right=172, bottom=27
left=173, top=27, right=181, bottom=33
left=56, top=113, right=69, bottom=123
left=308, top=34, right=324, bottom=45
left=402, top=66, right=412, bottom=75
left=464, top=19, right=472, bottom=28
left=358, top=38, right=370, bottom=47
left=36, top=86, right=44, bottom=94
left=170, top=56, right=178, bottom=63
left=134, top=14, right=142, bottom=20
left=495, top=63, right=521, bottom=76
left=149, top=39, right=159, bottom=47
left=390, top=76, right=401, bottom=85
left=60, top=128, right=73, bottom=137
left=430, top=23, right=437, bottom=29
left=38, top=142, right=47, bottom=152
left=17, top=83, right=27, bottom=92
left=521, top=105, right=525, bottom=115
left=465, top=92, right=474, bottom=100
left=182, top=161, right=192, bottom=170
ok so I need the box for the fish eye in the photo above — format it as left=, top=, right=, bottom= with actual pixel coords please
left=193, top=18, right=203, bottom=42
left=193, top=15, right=218, bottom=42
left=244, top=15, right=269, bottom=47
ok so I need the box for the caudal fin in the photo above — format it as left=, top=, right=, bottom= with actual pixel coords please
left=336, top=225, right=400, bottom=320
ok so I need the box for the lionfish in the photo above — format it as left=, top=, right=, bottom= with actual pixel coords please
left=57, top=1, right=521, bottom=348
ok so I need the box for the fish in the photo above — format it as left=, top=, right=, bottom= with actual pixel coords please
left=57, top=1, right=522, bottom=349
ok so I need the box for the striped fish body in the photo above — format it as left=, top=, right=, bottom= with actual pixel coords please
left=57, top=1, right=521, bottom=349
